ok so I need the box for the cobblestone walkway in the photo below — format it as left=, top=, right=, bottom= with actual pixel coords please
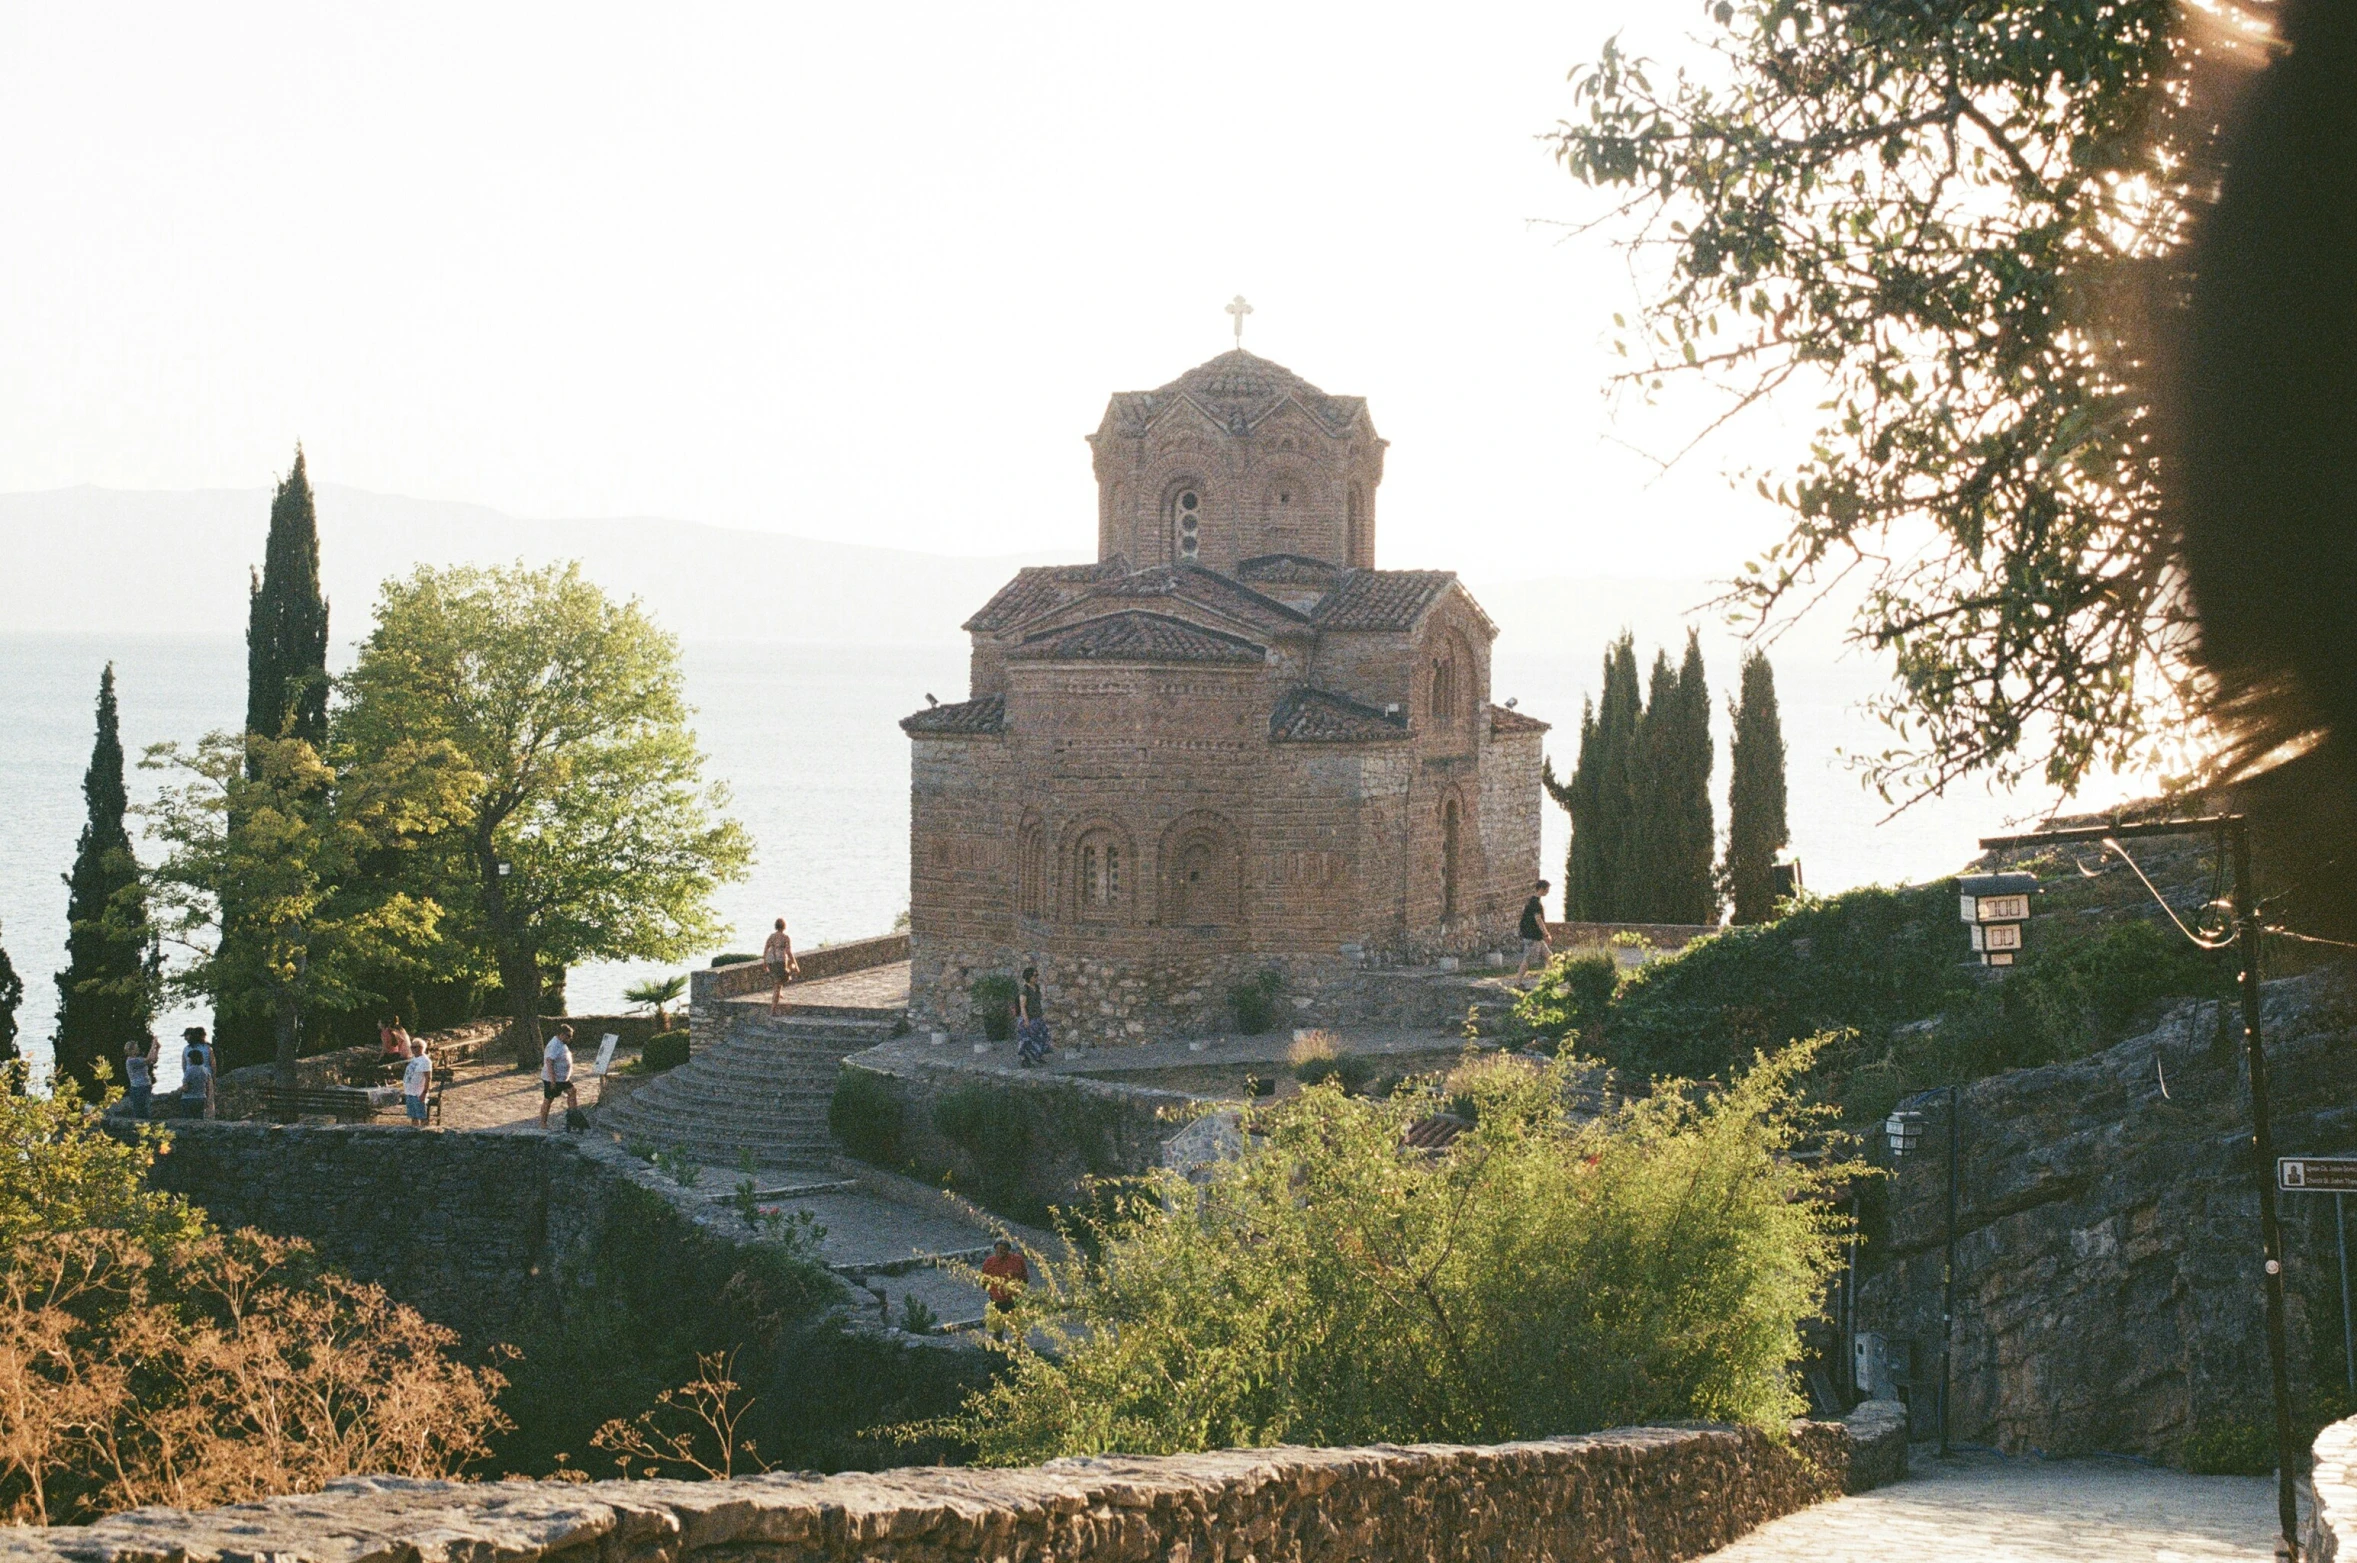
left=726, top=961, right=911, bottom=1013
left=1706, top=1452, right=2287, bottom=1560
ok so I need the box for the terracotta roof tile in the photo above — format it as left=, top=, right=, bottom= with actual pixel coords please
left=1067, top=564, right=1309, bottom=630
left=1010, top=611, right=1268, bottom=665
left=964, top=560, right=1130, bottom=634
left=1104, top=350, right=1368, bottom=437
left=1270, top=687, right=1411, bottom=743
left=899, top=694, right=1006, bottom=736
left=1310, top=570, right=1457, bottom=631
left=1235, top=554, right=1347, bottom=588
left=1488, top=703, right=1551, bottom=736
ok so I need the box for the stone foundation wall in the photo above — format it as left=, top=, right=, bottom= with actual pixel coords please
left=837, top=1051, right=1196, bottom=1223
left=909, top=949, right=1520, bottom=1047
left=1862, top=971, right=2357, bottom=1459
left=2307, top=1413, right=2357, bottom=1561
left=0, top=1406, right=1906, bottom=1563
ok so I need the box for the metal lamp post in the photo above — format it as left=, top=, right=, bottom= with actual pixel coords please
left=1884, top=1103, right=1957, bottom=1457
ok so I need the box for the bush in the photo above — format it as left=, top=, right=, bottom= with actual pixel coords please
left=932, top=1084, right=1034, bottom=1211
left=0, top=1067, right=508, bottom=1523
left=1294, top=1052, right=1376, bottom=1095
left=1512, top=952, right=1620, bottom=1046
left=830, top=1068, right=905, bottom=1166
left=971, top=975, right=1019, bottom=1043
left=1229, top=968, right=1285, bottom=1035
left=642, top=1029, right=691, bottom=1072
left=710, top=953, right=758, bottom=968
left=2182, top=1418, right=2275, bottom=1475
left=927, top=1041, right=1851, bottom=1464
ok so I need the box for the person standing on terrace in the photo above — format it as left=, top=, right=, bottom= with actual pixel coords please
left=764, top=918, right=799, bottom=1014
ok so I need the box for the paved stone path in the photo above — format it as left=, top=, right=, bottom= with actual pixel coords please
left=726, top=961, right=912, bottom=1013
left=1704, top=1451, right=2288, bottom=1560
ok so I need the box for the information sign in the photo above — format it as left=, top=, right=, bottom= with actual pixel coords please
left=2279, top=1157, right=2357, bottom=1192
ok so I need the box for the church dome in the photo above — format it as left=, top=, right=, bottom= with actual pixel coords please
left=1108, top=350, right=1367, bottom=437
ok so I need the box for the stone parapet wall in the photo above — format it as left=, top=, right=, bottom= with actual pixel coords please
left=689, top=934, right=910, bottom=1046
left=909, top=949, right=1521, bottom=1048
left=0, top=1406, right=1906, bottom=1563
left=2308, top=1413, right=2357, bottom=1560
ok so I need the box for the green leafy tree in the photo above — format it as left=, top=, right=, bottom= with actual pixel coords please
left=0, top=922, right=21, bottom=1073
left=1666, top=631, right=1719, bottom=924
left=1725, top=649, right=1791, bottom=925
left=1629, top=648, right=1684, bottom=919
left=54, top=666, right=157, bottom=1097
left=338, top=562, right=752, bottom=1058
left=931, top=1043, right=1850, bottom=1462
left=1547, top=633, right=1643, bottom=921
left=145, top=734, right=472, bottom=1087
left=1551, top=1, right=2203, bottom=801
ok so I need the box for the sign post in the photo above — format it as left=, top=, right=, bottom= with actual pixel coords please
left=2279, top=1158, right=2357, bottom=1398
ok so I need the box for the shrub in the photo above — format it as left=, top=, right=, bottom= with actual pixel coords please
left=2182, top=1418, right=2275, bottom=1475
left=933, top=1084, right=1034, bottom=1211
left=710, top=953, right=758, bottom=968
left=0, top=1067, right=508, bottom=1523
left=970, top=975, right=1019, bottom=1042
left=642, top=1029, right=691, bottom=1072
left=1229, top=968, right=1285, bottom=1035
left=927, top=1041, right=1851, bottom=1464
left=1294, top=1052, right=1376, bottom=1095
left=1512, top=952, right=1620, bottom=1046
left=830, top=1068, right=905, bottom=1166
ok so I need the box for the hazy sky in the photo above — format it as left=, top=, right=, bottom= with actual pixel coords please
left=0, top=2, right=1787, bottom=583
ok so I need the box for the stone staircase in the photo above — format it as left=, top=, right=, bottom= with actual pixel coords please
left=599, top=1005, right=899, bottom=1169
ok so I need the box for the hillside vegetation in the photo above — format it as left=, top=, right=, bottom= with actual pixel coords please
left=1517, top=832, right=2246, bottom=1123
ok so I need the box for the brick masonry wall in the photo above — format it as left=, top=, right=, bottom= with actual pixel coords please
left=0, top=1406, right=1907, bottom=1563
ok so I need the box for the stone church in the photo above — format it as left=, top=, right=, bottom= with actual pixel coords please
left=901, top=347, right=1547, bottom=1044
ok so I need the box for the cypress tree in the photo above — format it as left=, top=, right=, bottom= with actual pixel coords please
left=54, top=665, right=157, bottom=1096
left=245, top=448, right=330, bottom=758
left=1628, top=648, right=1683, bottom=920
left=1549, top=634, right=1644, bottom=921
left=1724, top=648, right=1791, bottom=924
left=220, top=450, right=330, bottom=1068
left=0, top=919, right=22, bottom=1076
left=1665, top=630, right=1718, bottom=925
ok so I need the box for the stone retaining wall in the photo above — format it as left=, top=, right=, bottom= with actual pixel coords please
left=0, top=1405, right=1907, bottom=1563
left=837, top=1051, right=1196, bottom=1225
left=1862, top=971, right=2357, bottom=1458
left=2308, top=1413, right=2357, bottom=1560
left=691, top=933, right=911, bottom=1048
left=911, top=951, right=1518, bottom=1048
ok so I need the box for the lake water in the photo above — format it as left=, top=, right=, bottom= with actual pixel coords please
left=0, top=632, right=2048, bottom=1083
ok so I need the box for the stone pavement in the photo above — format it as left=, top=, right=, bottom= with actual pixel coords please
left=1702, top=1450, right=2290, bottom=1561
left=725, top=960, right=912, bottom=1013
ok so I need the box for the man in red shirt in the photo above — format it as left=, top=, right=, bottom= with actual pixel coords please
left=980, top=1239, right=1028, bottom=1339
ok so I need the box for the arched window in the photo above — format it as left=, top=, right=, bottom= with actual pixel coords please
left=1431, top=652, right=1460, bottom=728
left=1161, top=815, right=1241, bottom=928
left=1172, top=488, right=1202, bottom=559
left=1017, top=818, right=1047, bottom=917
left=1076, top=827, right=1124, bottom=919
left=1440, top=797, right=1463, bottom=921
left=1346, top=483, right=1366, bottom=565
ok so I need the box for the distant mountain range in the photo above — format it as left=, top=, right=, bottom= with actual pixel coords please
left=0, top=484, right=1840, bottom=665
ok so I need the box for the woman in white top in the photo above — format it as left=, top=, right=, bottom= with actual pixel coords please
left=764, top=919, right=799, bottom=1014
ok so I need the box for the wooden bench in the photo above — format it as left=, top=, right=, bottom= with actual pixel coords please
left=261, top=1084, right=444, bottom=1125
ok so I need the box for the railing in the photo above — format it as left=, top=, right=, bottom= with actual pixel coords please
left=690, top=932, right=911, bottom=1007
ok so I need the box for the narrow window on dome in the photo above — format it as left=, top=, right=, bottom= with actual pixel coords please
left=1173, top=489, right=1201, bottom=559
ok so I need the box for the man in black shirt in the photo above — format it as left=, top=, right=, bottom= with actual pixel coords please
left=1516, top=879, right=1554, bottom=979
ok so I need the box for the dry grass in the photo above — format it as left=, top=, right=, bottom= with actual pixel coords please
left=1285, top=1031, right=1342, bottom=1069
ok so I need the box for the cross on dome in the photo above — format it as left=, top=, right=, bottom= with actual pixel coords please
left=1225, top=295, right=1253, bottom=349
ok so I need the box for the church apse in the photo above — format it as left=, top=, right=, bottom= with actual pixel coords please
left=902, top=328, right=1545, bottom=1045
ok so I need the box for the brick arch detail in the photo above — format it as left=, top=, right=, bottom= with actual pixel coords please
left=1058, top=815, right=1138, bottom=926
left=1156, top=810, right=1245, bottom=930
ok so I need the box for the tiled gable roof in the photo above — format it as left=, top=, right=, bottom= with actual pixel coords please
left=1235, top=554, right=1347, bottom=588
left=964, top=560, right=1130, bottom=634
left=899, top=694, right=1006, bottom=736
left=1011, top=611, right=1268, bottom=666
left=1066, top=564, right=1309, bottom=631
left=1270, top=687, right=1410, bottom=743
left=1488, top=703, right=1551, bottom=736
left=1310, top=569, right=1458, bottom=631
left=1103, top=351, right=1368, bottom=438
